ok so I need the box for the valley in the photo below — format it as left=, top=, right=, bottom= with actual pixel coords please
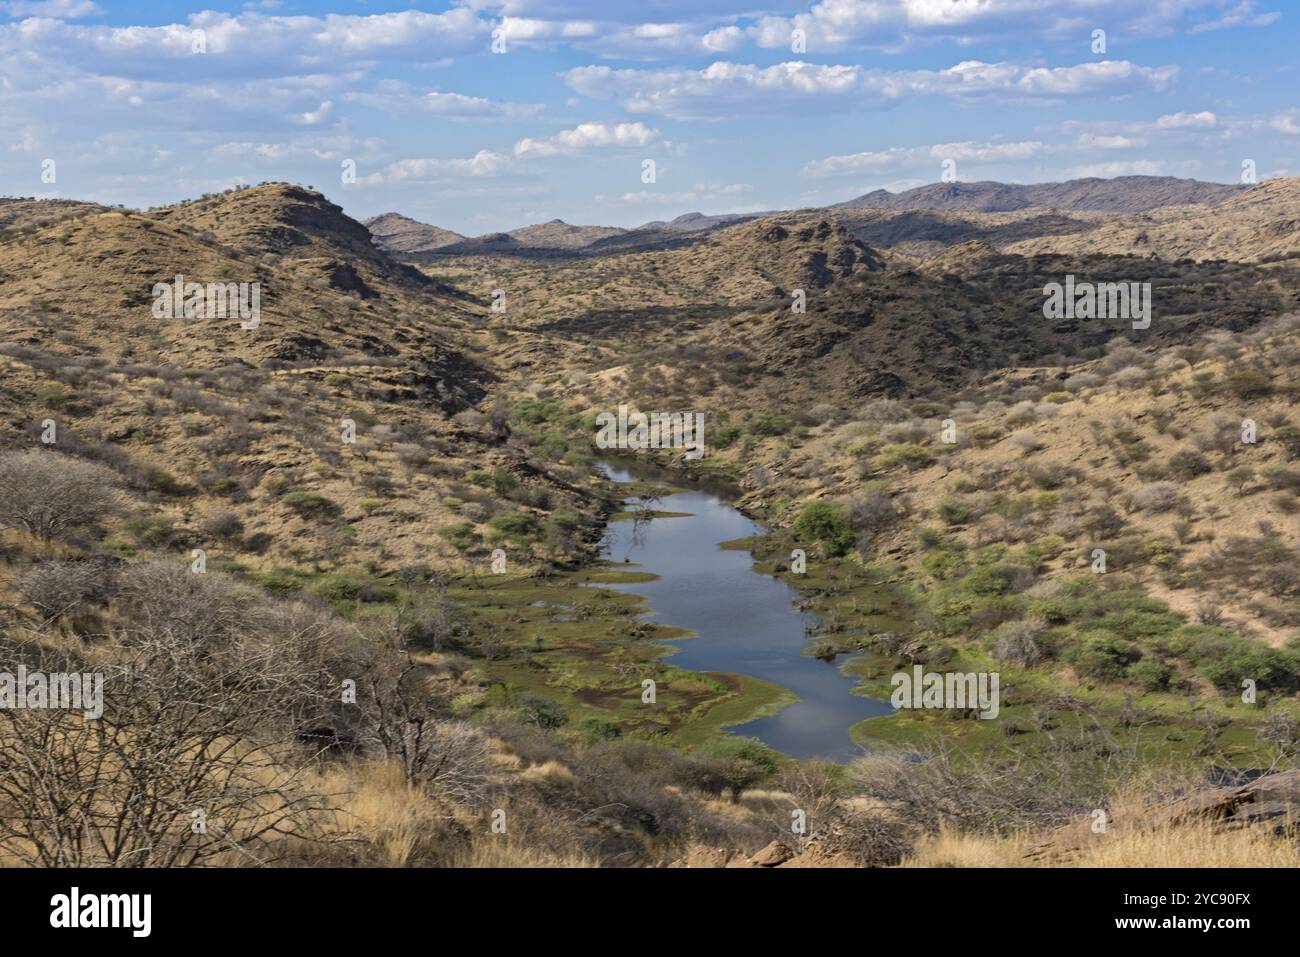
left=2, top=172, right=1299, bottom=869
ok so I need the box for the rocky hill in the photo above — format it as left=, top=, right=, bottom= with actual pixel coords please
left=839, top=176, right=1244, bottom=213
left=364, top=212, right=465, bottom=253
left=0, top=183, right=598, bottom=576
left=1007, top=178, right=1300, bottom=263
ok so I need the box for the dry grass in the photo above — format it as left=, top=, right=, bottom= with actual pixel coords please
left=904, top=820, right=1300, bottom=868
left=314, top=761, right=451, bottom=867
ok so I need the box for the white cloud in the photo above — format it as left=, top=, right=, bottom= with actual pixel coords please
left=1189, top=0, right=1280, bottom=32
left=513, top=121, right=658, bottom=157
left=295, top=100, right=333, bottom=126
left=0, top=10, right=487, bottom=81
left=2, top=0, right=100, bottom=17
left=1065, top=159, right=1166, bottom=177
left=752, top=0, right=1279, bottom=52
left=344, top=85, right=543, bottom=119
left=1075, top=133, right=1146, bottom=150
left=368, top=150, right=513, bottom=184
left=1156, top=110, right=1218, bottom=128
left=364, top=121, right=660, bottom=185
left=564, top=59, right=1179, bottom=118
left=803, top=139, right=1043, bottom=177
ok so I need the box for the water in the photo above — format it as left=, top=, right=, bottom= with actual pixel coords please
left=597, top=462, right=892, bottom=762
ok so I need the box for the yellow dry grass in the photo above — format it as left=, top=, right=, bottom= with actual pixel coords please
left=904, top=820, right=1300, bottom=868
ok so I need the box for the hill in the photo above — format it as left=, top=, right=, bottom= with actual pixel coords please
left=364, top=212, right=465, bottom=253
left=838, top=176, right=1245, bottom=213
left=0, top=183, right=600, bottom=576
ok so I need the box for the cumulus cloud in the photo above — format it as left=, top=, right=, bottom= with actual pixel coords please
left=564, top=59, right=1179, bottom=118
left=2, top=0, right=101, bottom=16
left=367, top=150, right=513, bottom=184
left=803, top=140, right=1044, bottom=177
left=750, top=0, right=1279, bottom=52
left=1157, top=110, right=1219, bottom=128
left=513, top=121, right=658, bottom=157
left=0, top=10, right=487, bottom=81
left=365, top=121, right=661, bottom=184
left=344, top=84, right=543, bottom=119
left=1075, top=133, right=1147, bottom=150
left=1271, top=112, right=1300, bottom=135
left=1065, top=159, right=1167, bottom=177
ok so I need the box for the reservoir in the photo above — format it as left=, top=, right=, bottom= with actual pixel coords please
left=598, top=462, right=893, bottom=762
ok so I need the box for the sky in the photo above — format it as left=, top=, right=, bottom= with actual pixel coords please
left=1, top=0, right=1297, bottom=234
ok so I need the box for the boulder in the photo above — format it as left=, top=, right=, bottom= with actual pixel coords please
left=750, top=840, right=794, bottom=867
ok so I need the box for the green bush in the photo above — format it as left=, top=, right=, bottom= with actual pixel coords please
left=936, top=495, right=971, bottom=525
left=311, top=573, right=397, bottom=603
left=793, top=501, right=854, bottom=557
left=875, top=443, right=935, bottom=471
left=489, top=510, right=540, bottom=542
left=438, top=521, right=478, bottom=551
left=1072, top=634, right=1142, bottom=681
left=1126, top=657, right=1173, bottom=692
left=280, top=491, right=340, bottom=520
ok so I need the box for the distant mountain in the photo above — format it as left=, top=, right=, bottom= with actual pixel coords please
left=367, top=215, right=628, bottom=257
left=1006, top=177, right=1300, bottom=262
left=506, top=219, right=626, bottom=250
left=837, top=176, right=1245, bottom=213
left=364, top=212, right=464, bottom=253
left=638, top=211, right=765, bottom=233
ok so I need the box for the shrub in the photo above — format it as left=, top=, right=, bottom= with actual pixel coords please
left=438, top=522, right=478, bottom=551
left=0, top=450, right=121, bottom=542
left=687, top=737, right=780, bottom=802
left=312, top=573, right=397, bottom=603
left=1130, top=482, right=1186, bottom=513
left=990, top=619, right=1045, bottom=667
left=1072, top=635, right=1142, bottom=681
left=935, top=495, right=971, bottom=525
left=1168, top=449, right=1212, bottom=480
left=280, top=491, right=340, bottom=520
left=19, top=559, right=114, bottom=621
left=488, top=510, right=538, bottom=541
left=844, top=488, right=899, bottom=547
left=1126, top=658, right=1173, bottom=692
left=200, top=511, right=244, bottom=540
left=1224, top=370, right=1272, bottom=399
left=875, top=443, right=934, bottom=471
left=793, top=501, right=854, bottom=557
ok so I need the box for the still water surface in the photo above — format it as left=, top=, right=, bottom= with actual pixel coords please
left=598, top=462, right=892, bottom=762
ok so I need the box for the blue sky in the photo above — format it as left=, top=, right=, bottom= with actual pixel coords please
left=1, top=0, right=1296, bottom=234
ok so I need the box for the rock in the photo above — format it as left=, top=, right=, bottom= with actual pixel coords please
left=1221, top=801, right=1298, bottom=833
left=750, top=840, right=794, bottom=867
left=1151, top=787, right=1239, bottom=826
left=1235, top=769, right=1300, bottom=806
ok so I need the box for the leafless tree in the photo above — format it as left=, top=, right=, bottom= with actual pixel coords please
left=0, top=628, right=337, bottom=867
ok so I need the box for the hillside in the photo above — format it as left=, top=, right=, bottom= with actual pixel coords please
left=839, top=176, right=1245, bottom=213
left=1007, top=178, right=1300, bottom=263
left=0, top=183, right=600, bottom=576
left=364, top=212, right=465, bottom=253
left=507, top=219, right=626, bottom=250
left=3, top=176, right=1299, bottom=874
